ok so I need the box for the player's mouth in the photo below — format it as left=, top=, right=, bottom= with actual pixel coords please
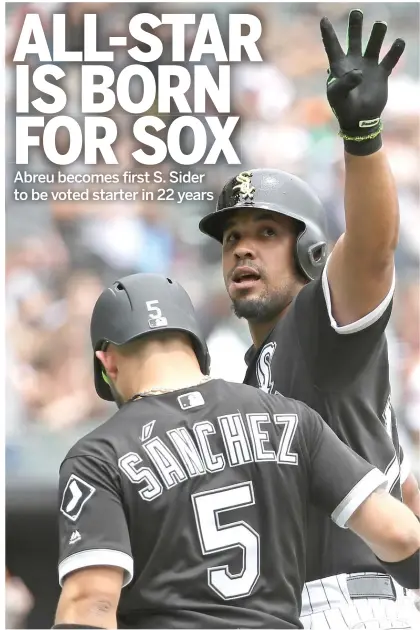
left=230, top=266, right=262, bottom=290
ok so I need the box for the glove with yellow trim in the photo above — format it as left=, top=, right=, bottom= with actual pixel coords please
left=321, top=9, right=405, bottom=155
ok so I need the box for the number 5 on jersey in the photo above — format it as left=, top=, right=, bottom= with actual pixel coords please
left=192, top=481, right=260, bottom=600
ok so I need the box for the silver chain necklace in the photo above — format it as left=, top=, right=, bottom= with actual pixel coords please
left=130, top=375, right=212, bottom=401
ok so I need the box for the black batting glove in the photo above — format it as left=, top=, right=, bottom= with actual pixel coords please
left=321, top=9, right=405, bottom=155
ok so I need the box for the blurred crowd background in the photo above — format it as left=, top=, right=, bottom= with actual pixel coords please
left=5, top=2, right=420, bottom=628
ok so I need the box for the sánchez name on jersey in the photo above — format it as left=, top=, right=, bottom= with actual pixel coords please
left=118, top=411, right=298, bottom=501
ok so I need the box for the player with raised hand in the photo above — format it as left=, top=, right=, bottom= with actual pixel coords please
left=321, top=9, right=405, bottom=155
left=199, top=8, right=420, bottom=629
left=52, top=273, right=420, bottom=630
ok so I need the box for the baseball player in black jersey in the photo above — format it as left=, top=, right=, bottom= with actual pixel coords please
left=53, top=274, right=420, bottom=630
left=199, top=8, right=420, bottom=630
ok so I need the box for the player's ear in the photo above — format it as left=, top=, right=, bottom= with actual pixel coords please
left=96, top=349, right=118, bottom=382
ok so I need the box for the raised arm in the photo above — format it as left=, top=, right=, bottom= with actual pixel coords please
left=320, top=10, right=405, bottom=325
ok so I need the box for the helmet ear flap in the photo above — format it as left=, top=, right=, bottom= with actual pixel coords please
left=308, top=242, right=327, bottom=267
left=296, top=228, right=328, bottom=282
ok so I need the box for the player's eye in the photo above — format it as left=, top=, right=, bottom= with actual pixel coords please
left=223, top=231, right=240, bottom=246
left=261, top=226, right=276, bottom=237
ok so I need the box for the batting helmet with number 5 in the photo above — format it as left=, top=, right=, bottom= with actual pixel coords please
left=90, top=274, right=210, bottom=401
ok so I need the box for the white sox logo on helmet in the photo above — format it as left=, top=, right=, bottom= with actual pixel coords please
left=232, top=171, right=255, bottom=200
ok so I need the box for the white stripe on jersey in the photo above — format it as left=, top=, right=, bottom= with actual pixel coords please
left=331, top=469, right=387, bottom=528
left=384, top=453, right=400, bottom=493
left=321, top=258, right=395, bottom=335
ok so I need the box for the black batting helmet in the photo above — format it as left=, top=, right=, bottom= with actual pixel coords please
left=90, top=274, right=210, bottom=402
left=199, top=168, right=328, bottom=281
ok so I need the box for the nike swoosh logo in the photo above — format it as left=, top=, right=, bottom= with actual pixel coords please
left=66, top=480, right=82, bottom=512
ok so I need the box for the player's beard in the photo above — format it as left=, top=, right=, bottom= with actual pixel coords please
left=231, top=282, right=297, bottom=323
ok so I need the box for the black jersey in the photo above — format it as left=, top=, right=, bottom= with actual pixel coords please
left=243, top=271, right=402, bottom=581
left=57, top=379, right=385, bottom=629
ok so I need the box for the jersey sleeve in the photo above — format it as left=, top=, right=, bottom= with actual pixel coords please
left=306, top=408, right=387, bottom=528
left=58, top=455, right=133, bottom=588
left=294, top=257, right=394, bottom=389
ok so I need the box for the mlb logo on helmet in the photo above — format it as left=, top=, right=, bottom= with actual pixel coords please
left=178, top=391, right=205, bottom=410
left=148, top=316, right=168, bottom=329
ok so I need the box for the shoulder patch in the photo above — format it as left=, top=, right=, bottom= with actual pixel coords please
left=60, top=474, right=96, bottom=522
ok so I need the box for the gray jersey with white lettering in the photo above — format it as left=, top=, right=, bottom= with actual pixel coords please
left=57, top=379, right=384, bottom=629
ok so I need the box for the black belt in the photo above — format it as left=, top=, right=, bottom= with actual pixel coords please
left=347, top=573, right=404, bottom=601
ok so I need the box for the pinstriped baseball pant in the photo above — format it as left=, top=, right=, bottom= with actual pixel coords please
left=300, top=573, right=420, bottom=629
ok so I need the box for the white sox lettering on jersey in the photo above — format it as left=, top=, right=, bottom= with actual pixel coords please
left=118, top=412, right=299, bottom=501
left=256, top=342, right=283, bottom=396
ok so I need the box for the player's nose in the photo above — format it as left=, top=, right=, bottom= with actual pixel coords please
left=233, top=239, right=257, bottom=261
